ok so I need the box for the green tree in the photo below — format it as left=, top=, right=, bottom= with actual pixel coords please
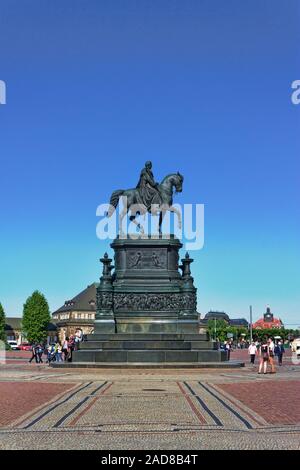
left=234, top=326, right=249, bottom=340
left=207, top=321, right=250, bottom=343
left=22, top=291, right=51, bottom=344
left=252, top=327, right=294, bottom=342
left=207, top=319, right=229, bottom=342
left=0, top=302, right=6, bottom=342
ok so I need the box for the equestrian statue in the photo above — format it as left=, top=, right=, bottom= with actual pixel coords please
left=106, top=161, right=184, bottom=234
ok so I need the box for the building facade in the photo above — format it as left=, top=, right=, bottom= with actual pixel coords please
left=52, top=283, right=98, bottom=342
left=5, top=318, right=58, bottom=344
left=201, top=311, right=249, bottom=328
left=252, top=306, right=283, bottom=329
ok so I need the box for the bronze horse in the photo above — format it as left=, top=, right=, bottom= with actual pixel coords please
left=107, top=172, right=184, bottom=234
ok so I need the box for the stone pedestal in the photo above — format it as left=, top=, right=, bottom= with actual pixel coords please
left=52, top=235, right=244, bottom=368
left=95, top=235, right=199, bottom=334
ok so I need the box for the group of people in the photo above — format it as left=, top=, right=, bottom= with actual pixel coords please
left=248, top=337, right=285, bottom=374
left=28, top=329, right=83, bottom=365
left=28, top=343, right=44, bottom=363
left=222, top=337, right=286, bottom=374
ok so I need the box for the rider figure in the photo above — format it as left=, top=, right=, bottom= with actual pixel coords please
left=136, top=161, right=160, bottom=211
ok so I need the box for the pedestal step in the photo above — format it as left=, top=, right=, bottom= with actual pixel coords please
left=72, top=349, right=227, bottom=363
left=80, top=340, right=217, bottom=350
left=52, top=361, right=244, bottom=369
left=85, top=333, right=208, bottom=341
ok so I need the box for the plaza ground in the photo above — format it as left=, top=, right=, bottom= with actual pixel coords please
left=0, top=349, right=299, bottom=450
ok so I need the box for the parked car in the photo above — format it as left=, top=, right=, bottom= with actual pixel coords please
left=7, top=340, right=20, bottom=350
left=19, top=342, right=31, bottom=351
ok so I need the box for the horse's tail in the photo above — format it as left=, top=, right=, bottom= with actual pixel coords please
left=107, top=190, right=124, bottom=217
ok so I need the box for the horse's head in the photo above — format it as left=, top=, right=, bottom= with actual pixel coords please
left=160, top=172, right=184, bottom=194
left=174, top=171, right=184, bottom=193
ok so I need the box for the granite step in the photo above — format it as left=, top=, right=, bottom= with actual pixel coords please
left=72, top=349, right=227, bottom=363
left=52, top=361, right=244, bottom=369
left=79, top=340, right=217, bottom=350
left=85, top=333, right=208, bottom=342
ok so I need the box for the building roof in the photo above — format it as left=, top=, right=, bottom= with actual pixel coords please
left=252, top=307, right=283, bottom=329
left=5, top=317, right=22, bottom=330
left=201, top=311, right=248, bottom=328
left=252, top=318, right=283, bottom=329
left=229, top=318, right=249, bottom=327
left=5, top=317, right=57, bottom=331
left=202, top=311, right=230, bottom=322
left=53, top=283, right=99, bottom=314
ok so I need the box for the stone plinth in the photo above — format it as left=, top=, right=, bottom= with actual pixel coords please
left=53, top=235, right=244, bottom=368
left=95, top=235, right=199, bottom=334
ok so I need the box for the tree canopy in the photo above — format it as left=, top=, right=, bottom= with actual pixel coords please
left=22, top=291, right=51, bottom=344
left=206, top=318, right=299, bottom=343
left=206, top=319, right=248, bottom=342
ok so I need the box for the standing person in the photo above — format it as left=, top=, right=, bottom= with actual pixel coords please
left=258, top=338, right=269, bottom=374
left=28, top=343, right=38, bottom=363
left=67, top=335, right=75, bottom=362
left=74, top=328, right=83, bottom=351
left=37, top=344, right=44, bottom=363
left=225, top=340, right=231, bottom=360
left=34, top=344, right=40, bottom=363
left=268, top=337, right=276, bottom=374
left=248, top=341, right=257, bottom=365
left=275, top=340, right=285, bottom=366
left=62, top=337, right=69, bottom=361
left=46, top=344, right=51, bottom=363
left=55, top=343, right=63, bottom=362
left=47, top=344, right=56, bottom=364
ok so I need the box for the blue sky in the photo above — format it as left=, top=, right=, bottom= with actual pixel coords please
left=0, top=0, right=299, bottom=324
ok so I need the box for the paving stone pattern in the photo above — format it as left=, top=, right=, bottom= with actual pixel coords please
left=0, top=355, right=299, bottom=449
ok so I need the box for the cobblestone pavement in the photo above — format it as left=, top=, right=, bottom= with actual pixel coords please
left=0, top=355, right=299, bottom=450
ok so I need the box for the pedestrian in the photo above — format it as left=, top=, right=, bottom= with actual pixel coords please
left=67, top=335, right=75, bottom=362
left=55, top=343, right=63, bottom=362
left=74, top=328, right=83, bottom=351
left=275, top=340, right=285, bottom=366
left=248, top=341, right=257, bottom=365
left=225, top=340, right=231, bottom=360
left=268, top=337, right=276, bottom=374
left=258, top=338, right=269, bottom=374
left=28, top=343, right=38, bottom=363
left=47, top=344, right=56, bottom=364
left=62, top=337, right=69, bottom=361
left=36, top=344, right=44, bottom=363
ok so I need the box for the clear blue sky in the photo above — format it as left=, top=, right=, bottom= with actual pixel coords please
left=0, top=0, right=299, bottom=324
